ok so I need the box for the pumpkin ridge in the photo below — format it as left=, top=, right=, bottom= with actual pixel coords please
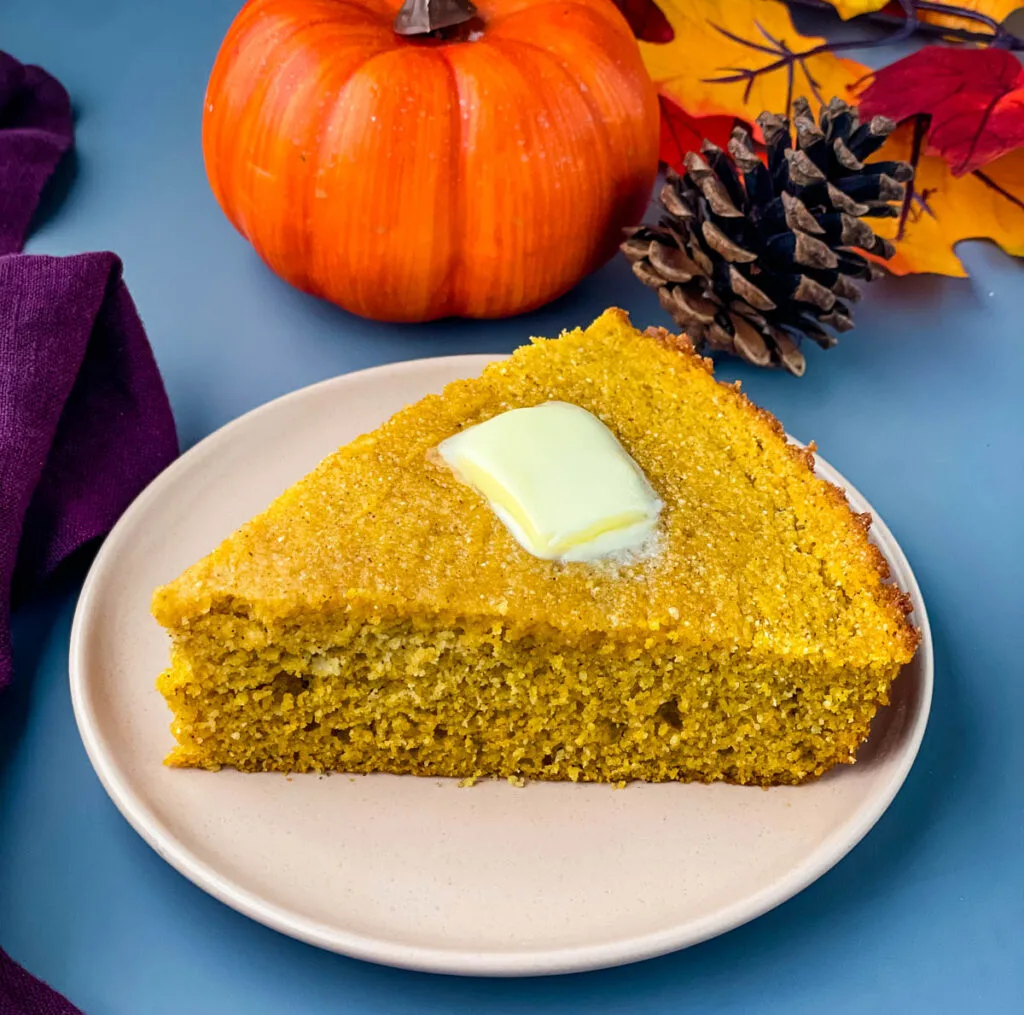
left=489, top=34, right=614, bottom=282
left=295, top=0, right=395, bottom=22
left=482, top=0, right=633, bottom=35
left=492, top=35, right=609, bottom=129
left=434, top=46, right=465, bottom=318
left=489, top=35, right=614, bottom=255
left=312, top=44, right=458, bottom=317
left=315, top=0, right=392, bottom=22
left=204, top=12, right=324, bottom=233
left=206, top=5, right=395, bottom=258
left=446, top=37, right=610, bottom=311
left=486, top=1, right=658, bottom=247
left=486, top=35, right=615, bottom=274
left=288, top=27, right=398, bottom=292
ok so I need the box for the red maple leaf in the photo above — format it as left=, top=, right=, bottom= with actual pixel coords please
left=658, top=95, right=738, bottom=174
left=610, top=0, right=673, bottom=43
left=858, top=46, right=1024, bottom=176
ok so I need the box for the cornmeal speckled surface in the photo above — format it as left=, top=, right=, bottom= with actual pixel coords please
left=157, top=311, right=915, bottom=653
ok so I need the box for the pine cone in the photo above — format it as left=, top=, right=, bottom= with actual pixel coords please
left=622, top=97, right=913, bottom=375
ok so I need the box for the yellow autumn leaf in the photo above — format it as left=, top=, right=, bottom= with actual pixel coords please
left=871, top=123, right=1024, bottom=276
left=917, top=0, right=1023, bottom=33
left=639, top=0, right=870, bottom=123
left=821, top=0, right=1022, bottom=30
left=824, top=0, right=888, bottom=18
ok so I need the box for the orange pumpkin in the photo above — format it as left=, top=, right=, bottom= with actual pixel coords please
left=202, top=0, right=659, bottom=321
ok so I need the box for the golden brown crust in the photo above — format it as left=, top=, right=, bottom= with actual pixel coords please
left=638, top=317, right=920, bottom=658
left=158, top=306, right=919, bottom=664
left=643, top=324, right=710, bottom=371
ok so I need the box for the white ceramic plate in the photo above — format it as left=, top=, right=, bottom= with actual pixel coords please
left=70, top=355, right=932, bottom=977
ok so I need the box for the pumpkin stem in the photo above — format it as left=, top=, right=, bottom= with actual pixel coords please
left=393, top=0, right=477, bottom=36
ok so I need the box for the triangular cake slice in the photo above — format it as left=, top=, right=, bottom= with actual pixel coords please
left=153, top=309, right=918, bottom=785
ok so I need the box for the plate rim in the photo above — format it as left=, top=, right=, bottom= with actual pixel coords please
left=69, top=354, right=934, bottom=977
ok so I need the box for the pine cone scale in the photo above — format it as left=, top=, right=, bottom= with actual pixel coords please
left=733, top=318, right=772, bottom=367
left=631, top=259, right=665, bottom=289
left=781, top=192, right=824, bottom=235
left=728, top=266, right=776, bottom=311
left=702, top=220, right=757, bottom=263
left=792, top=275, right=836, bottom=310
left=649, top=242, right=697, bottom=282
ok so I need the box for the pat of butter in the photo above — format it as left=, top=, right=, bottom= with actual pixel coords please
left=437, top=401, right=662, bottom=562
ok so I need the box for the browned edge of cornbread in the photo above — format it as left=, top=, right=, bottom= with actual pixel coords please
left=643, top=323, right=920, bottom=662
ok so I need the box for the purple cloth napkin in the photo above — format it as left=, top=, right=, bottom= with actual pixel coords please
left=0, top=946, right=81, bottom=1015
left=0, top=52, right=72, bottom=257
left=1, top=51, right=179, bottom=1014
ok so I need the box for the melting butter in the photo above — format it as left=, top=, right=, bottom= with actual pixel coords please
left=437, top=401, right=662, bottom=562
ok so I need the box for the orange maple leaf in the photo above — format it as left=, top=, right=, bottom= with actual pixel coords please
left=870, top=122, right=1024, bottom=275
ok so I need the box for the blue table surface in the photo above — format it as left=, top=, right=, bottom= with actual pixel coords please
left=3, top=2, right=1023, bottom=1012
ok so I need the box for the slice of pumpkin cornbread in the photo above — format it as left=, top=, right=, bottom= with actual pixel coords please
left=153, top=308, right=918, bottom=785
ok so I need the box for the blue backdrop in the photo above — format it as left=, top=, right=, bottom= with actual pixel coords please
left=2, top=2, right=1022, bottom=1012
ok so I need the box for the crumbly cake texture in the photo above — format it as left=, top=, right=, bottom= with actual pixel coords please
left=154, top=309, right=918, bottom=785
